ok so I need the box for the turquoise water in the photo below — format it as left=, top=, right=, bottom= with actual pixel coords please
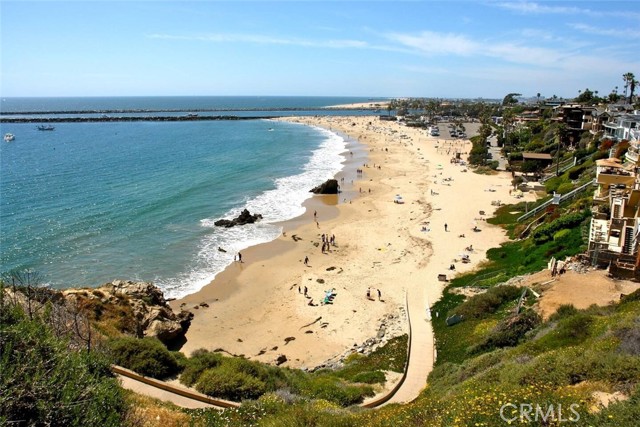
left=1, top=104, right=352, bottom=297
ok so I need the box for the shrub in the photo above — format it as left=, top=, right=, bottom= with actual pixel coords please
left=544, top=176, right=564, bottom=194
left=108, top=336, right=183, bottom=379
left=298, top=376, right=373, bottom=406
left=196, top=365, right=267, bottom=400
left=351, top=371, right=386, bottom=384
left=0, top=304, right=126, bottom=426
left=567, top=164, right=587, bottom=180
left=453, top=286, right=522, bottom=320
left=556, top=182, right=574, bottom=195
left=180, top=348, right=223, bottom=387
left=548, top=304, right=578, bottom=321
left=553, top=229, right=571, bottom=241
left=531, top=211, right=589, bottom=244
left=472, top=309, right=541, bottom=353
left=555, top=313, right=594, bottom=342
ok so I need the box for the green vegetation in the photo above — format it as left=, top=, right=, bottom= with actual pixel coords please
left=108, top=336, right=185, bottom=379
left=0, top=285, right=127, bottom=426
left=175, top=334, right=408, bottom=405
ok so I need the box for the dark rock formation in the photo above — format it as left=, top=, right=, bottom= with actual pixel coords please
left=214, top=209, right=263, bottom=227
left=310, top=179, right=339, bottom=194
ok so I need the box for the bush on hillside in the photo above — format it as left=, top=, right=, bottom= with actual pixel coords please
left=471, top=309, right=541, bottom=353
left=554, top=313, right=594, bottom=342
left=196, top=365, right=267, bottom=401
left=179, top=348, right=224, bottom=387
left=453, top=285, right=522, bottom=320
left=108, top=336, right=184, bottom=379
left=0, top=299, right=126, bottom=426
left=549, top=304, right=578, bottom=321
left=531, top=211, right=589, bottom=244
left=556, top=182, right=575, bottom=195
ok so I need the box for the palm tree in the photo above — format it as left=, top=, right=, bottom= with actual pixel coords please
left=536, top=93, right=541, bottom=105
left=629, top=77, right=638, bottom=104
left=623, top=72, right=635, bottom=100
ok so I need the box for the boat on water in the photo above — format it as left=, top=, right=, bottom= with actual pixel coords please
left=37, top=125, right=55, bottom=131
left=4, top=133, right=15, bottom=142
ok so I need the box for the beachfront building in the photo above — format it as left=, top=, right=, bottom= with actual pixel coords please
left=588, top=156, right=640, bottom=278
left=603, top=114, right=640, bottom=142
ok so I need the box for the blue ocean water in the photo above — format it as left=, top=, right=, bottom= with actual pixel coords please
left=0, top=97, right=362, bottom=297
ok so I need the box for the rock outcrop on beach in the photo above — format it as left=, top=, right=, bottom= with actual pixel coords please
left=310, top=179, right=340, bottom=194
left=63, top=280, right=193, bottom=343
left=214, top=209, right=263, bottom=227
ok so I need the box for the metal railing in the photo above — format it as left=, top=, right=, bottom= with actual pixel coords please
left=517, top=179, right=595, bottom=222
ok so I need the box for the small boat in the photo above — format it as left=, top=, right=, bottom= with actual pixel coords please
left=37, top=125, right=55, bottom=131
left=4, top=133, right=15, bottom=142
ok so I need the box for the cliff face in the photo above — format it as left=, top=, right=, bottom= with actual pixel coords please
left=63, top=280, right=193, bottom=343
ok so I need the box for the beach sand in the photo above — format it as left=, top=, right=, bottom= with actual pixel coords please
left=171, top=116, right=538, bottom=371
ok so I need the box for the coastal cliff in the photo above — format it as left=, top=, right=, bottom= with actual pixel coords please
left=62, top=280, right=193, bottom=343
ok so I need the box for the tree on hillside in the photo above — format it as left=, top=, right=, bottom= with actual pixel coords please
left=575, top=88, right=595, bottom=104
left=502, top=93, right=521, bottom=106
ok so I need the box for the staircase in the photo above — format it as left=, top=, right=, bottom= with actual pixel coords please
left=623, top=227, right=634, bottom=255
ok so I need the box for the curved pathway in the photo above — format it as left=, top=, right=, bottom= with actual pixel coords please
left=384, top=287, right=434, bottom=404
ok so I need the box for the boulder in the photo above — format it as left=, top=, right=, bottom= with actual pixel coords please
left=214, top=209, right=263, bottom=227
left=310, top=179, right=339, bottom=194
left=275, top=354, right=288, bottom=365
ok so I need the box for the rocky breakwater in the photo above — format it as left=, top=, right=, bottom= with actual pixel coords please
left=63, top=280, right=193, bottom=344
left=214, top=209, right=263, bottom=228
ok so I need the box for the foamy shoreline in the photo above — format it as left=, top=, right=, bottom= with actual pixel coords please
left=171, top=116, right=537, bottom=381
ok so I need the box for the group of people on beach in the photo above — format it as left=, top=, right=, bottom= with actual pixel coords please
left=321, top=233, right=336, bottom=253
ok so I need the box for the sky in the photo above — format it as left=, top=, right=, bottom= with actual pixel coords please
left=1, top=1, right=639, bottom=99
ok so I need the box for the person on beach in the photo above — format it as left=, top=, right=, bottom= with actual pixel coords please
left=298, top=285, right=301, bottom=293
left=304, top=256, right=309, bottom=266
left=377, top=289, right=382, bottom=301
left=444, top=223, right=448, bottom=232
left=304, top=286, right=308, bottom=297
left=366, top=288, right=371, bottom=299
left=238, top=252, right=243, bottom=263
left=314, top=210, right=317, bottom=219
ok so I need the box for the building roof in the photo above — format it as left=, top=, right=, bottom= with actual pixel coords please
left=596, top=158, right=624, bottom=168
left=522, top=152, right=553, bottom=160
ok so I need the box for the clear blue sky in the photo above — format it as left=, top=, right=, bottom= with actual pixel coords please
left=1, top=1, right=639, bottom=99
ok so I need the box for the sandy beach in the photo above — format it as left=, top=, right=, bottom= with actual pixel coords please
left=171, top=116, right=538, bottom=371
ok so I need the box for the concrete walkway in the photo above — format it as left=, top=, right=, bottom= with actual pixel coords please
left=117, top=375, right=218, bottom=409
left=384, top=287, right=434, bottom=404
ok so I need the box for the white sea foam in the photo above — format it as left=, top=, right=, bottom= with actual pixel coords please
left=161, top=125, right=347, bottom=299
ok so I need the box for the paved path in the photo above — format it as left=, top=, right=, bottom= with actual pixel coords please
left=385, top=287, right=434, bottom=404
left=117, top=375, right=218, bottom=409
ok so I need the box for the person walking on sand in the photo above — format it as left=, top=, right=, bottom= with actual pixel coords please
left=304, top=286, right=308, bottom=297
left=304, top=256, right=309, bottom=266
left=377, top=289, right=382, bottom=301
left=238, top=252, right=243, bottom=263
left=444, top=223, right=448, bottom=232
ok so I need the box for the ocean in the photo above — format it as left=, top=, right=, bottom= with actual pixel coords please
left=0, top=96, right=380, bottom=297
